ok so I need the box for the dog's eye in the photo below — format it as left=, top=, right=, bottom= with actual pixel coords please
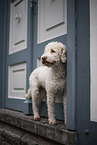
left=51, top=49, right=56, bottom=54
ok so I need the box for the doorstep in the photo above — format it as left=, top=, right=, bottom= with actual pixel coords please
left=0, top=109, right=77, bottom=145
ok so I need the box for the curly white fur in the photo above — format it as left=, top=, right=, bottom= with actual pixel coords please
left=25, top=42, right=67, bottom=125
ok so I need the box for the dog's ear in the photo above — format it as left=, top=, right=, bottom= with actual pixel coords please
left=61, top=45, right=67, bottom=63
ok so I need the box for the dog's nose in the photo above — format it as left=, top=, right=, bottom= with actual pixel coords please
left=42, top=56, right=47, bottom=61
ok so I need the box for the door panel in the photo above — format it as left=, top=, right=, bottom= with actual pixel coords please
left=9, top=0, right=28, bottom=54
left=8, top=62, right=26, bottom=100
left=45, top=0, right=64, bottom=29
left=38, top=0, right=67, bottom=43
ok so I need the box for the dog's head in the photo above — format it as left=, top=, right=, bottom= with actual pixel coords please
left=41, top=42, right=67, bottom=67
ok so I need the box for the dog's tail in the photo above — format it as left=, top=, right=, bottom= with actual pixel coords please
left=25, top=88, right=31, bottom=99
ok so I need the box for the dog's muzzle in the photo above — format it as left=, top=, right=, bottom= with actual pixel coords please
left=41, top=56, right=56, bottom=66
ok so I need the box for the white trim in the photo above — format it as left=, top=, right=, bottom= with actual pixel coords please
left=90, top=0, right=97, bottom=122
left=8, top=96, right=26, bottom=100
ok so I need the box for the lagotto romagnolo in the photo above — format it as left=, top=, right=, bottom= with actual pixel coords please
left=25, top=42, right=67, bottom=125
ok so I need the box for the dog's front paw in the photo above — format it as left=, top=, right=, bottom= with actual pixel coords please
left=49, top=119, right=56, bottom=125
left=34, top=116, right=41, bottom=121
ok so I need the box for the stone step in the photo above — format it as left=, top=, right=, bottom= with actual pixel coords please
left=0, top=121, right=62, bottom=145
left=0, top=109, right=77, bottom=145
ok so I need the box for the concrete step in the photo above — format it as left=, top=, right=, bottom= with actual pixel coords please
left=0, top=121, right=61, bottom=145
left=0, top=109, right=77, bottom=145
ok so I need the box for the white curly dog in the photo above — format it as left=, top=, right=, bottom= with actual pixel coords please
left=26, top=42, right=67, bottom=125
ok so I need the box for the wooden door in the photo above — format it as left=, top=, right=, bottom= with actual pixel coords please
left=5, top=0, right=31, bottom=112
left=31, top=0, right=67, bottom=120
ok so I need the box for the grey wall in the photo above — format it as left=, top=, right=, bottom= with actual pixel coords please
left=0, top=0, right=6, bottom=108
left=76, top=0, right=97, bottom=145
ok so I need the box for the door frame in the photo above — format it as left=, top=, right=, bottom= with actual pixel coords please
left=0, top=0, right=7, bottom=109
left=67, top=0, right=76, bottom=130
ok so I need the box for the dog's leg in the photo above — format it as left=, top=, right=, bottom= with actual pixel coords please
left=31, top=88, right=40, bottom=121
left=47, top=92, right=56, bottom=125
left=63, top=87, right=67, bottom=125
left=25, top=88, right=31, bottom=99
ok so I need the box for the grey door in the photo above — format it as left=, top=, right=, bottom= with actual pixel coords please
left=31, top=0, right=67, bottom=121
left=5, top=0, right=32, bottom=112
left=5, top=0, right=67, bottom=118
